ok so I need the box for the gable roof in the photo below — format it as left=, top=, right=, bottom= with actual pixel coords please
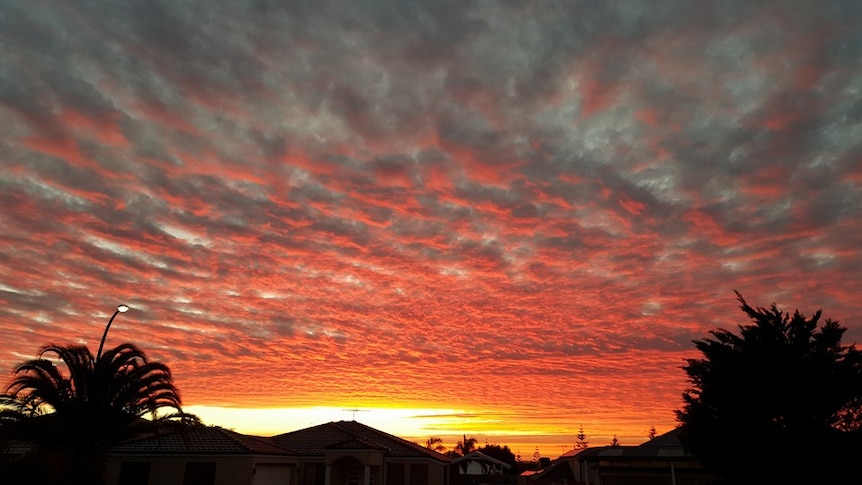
left=110, top=426, right=294, bottom=456
left=564, top=441, right=694, bottom=461
left=557, top=447, right=589, bottom=459
left=521, top=459, right=575, bottom=480
left=272, top=421, right=450, bottom=462
left=639, top=426, right=684, bottom=448
left=526, top=430, right=698, bottom=482
left=450, top=451, right=511, bottom=469
left=325, top=437, right=389, bottom=451
left=567, top=427, right=691, bottom=459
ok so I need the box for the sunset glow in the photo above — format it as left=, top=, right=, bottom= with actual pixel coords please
left=2, top=0, right=861, bottom=457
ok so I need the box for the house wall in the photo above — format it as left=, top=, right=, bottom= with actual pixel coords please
left=325, top=450, right=385, bottom=467
left=120, top=452, right=452, bottom=485
left=295, top=456, right=447, bottom=485
left=253, top=462, right=294, bottom=485
left=105, top=455, right=295, bottom=485
left=591, top=460, right=716, bottom=485
left=427, top=461, right=446, bottom=485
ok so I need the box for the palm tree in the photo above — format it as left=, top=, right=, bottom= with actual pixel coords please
left=455, top=434, right=477, bottom=455
left=425, top=435, right=446, bottom=453
left=451, top=434, right=478, bottom=474
left=1, top=343, right=198, bottom=484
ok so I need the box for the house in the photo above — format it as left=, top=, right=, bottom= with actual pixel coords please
left=271, top=420, right=451, bottom=485
left=518, top=447, right=588, bottom=485
left=104, top=420, right=451, bottom=485
left=106, top=425, right=297, bottom=485
left=449, top=450, right=511, bottom=484
left=524, top=428, right=718, bottom=485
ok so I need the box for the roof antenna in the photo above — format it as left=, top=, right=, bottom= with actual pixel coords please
left=342, top=408, right=369, bottom=421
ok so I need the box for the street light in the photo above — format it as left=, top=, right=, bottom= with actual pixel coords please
left=97, top=304, right=130, bottom=360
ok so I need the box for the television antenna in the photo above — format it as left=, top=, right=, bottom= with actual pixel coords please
left=342, top=408, right=369, bottom=420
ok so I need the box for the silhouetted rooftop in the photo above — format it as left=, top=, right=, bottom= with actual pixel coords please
left=272, top=420, right=450, bottom=461
left=110, top=426, right=294, bottom=455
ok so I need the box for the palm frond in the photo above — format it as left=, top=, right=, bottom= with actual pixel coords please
left=2, top=341, right=191, bottom=454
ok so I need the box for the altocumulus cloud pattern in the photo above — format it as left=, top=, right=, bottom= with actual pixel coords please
left=1, top=0, right=861, bottom=444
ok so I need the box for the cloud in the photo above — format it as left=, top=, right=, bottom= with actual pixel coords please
left=1, top=0, right=861, bottom=446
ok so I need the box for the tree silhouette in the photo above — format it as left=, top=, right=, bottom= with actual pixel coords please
left=575, top=424, right=588, bottom=448
left=477, top=443, right=517, bottom=472
left=454, top=434, right=477, bottom=455
left=676, top=291, right=862, bottom=484
left=0, top=343, right=198, bottom=485
left=447, top=435, right=479, bottom=474
left=610, top=435, right=620, bottom=447
left=425, top=435, right=446, bottom=453
left=648, top=426, right=657, bottom=440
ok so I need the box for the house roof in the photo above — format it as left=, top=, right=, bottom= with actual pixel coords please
left=521, top=459, right=575, bottom=480
left=272, top=420, right=450, bottom=462
left=110, top=426, right=294, bottom=456
left=526, top=429, right=698, bottom=482
left=325, top=437, right=389, bottom=451
left=639, top=426, right=684, bottom=448
left=543, top=427, right=692, bottom=461
left=450, top=451, right=511, bottom=469
left=566, top=427, right=692, bottom=460
left=574, top=445, right=688, bottom=459
left=556, top=447, right=589, bottom=459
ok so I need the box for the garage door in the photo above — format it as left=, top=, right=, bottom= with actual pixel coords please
left=254, top=464, right=292, bottom=485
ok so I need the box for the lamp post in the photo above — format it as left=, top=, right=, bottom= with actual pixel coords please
left=97, top=304, right=129, bottom=360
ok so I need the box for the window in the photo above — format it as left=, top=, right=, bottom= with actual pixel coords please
left=118, top=461, right=150, bottom=485
left=410, top=463, right=428, bottom=485
left=387, top=463, right=404, bottom=485
left=184, top=462, right=216, bottom=485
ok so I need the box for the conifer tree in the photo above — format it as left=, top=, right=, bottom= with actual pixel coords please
left=575, top=424, right=589, bottom=448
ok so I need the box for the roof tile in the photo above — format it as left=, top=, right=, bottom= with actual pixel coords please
left=111, top=426, right=294, bottom=455
left=273, top=421, right=450, bottom=462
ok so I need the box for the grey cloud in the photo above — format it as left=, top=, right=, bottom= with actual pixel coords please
left=2, top=0, right=861, bottom=436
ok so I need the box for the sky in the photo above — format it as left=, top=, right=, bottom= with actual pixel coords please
left=2, top=0, right=862, bottom=457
